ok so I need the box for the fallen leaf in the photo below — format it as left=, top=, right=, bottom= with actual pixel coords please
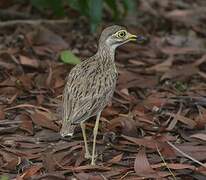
left=107, top=153, right=123, bottom=164
left=161, top=64, right=199, bottom=81
left=31, top=111, right=59, bottom=132
left=147, top=56, right=173, bottom=72
left=165, top=8, right=206, bottom=27
left=16, top=74, right=34, bottom=90
left=195, top=107, right=206, bottom=129
left=20, top=165, right=42, bottom=179
left=60, top=50, right=81, bottom=65
left=190, top=133, right=206, bottom=141
left=102, top=106, right=120, bottom=117
left=0, top=150, right=19, bottom=170
left=122, top=135, right=157, bottom=149
left=152, top=163, right=195, bottom=170
left=117, top=70, right=158, bottom=89
left=0, top=105, right=5, bottom=120
left=19, top=55, right=39, bottom=68
left=17, top=114, right=34, bottom=135
left=109, top=116, right=137, bottom=137
left=134, top=148, right=169, bottom=178
left=166, top=112, right=197, bottom=128
left=28, top=27, right=68, bottom=48
left=74, top=172, right=102, bottom=180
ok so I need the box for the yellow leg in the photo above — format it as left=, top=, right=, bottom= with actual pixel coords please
left=80, top=122, right=91, bottom=159
left=91, top=112, right=101, bottom=165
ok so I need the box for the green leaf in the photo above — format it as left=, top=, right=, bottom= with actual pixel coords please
left=48, top=0, right=65, bottom=17
left=105, top=0, right=119, bottom=20
left=60, top=50, right=81, bottom=65
left=30, top=0, right=65, bottom=16
left=0, top=176, right=9, bottom=180
left=30, top=0, right=49, bottom=11
left=122, top=0, right=137, bottom=15
left=66, top=0, right=80, bottom=11
left=89, top=0, right=103, bottom=32
left=66, top=0, right=89, bottom=16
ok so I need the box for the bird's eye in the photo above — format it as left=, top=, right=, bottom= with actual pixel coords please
left=117, top=30, right=126, bottom=38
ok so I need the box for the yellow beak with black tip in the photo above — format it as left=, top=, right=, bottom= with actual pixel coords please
left=127, top=33, right=147, bottom=44
left=127, top=33, right=137, bottom=42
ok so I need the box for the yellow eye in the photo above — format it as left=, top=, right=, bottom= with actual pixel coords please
left=117, top=30, right=127, bottom=38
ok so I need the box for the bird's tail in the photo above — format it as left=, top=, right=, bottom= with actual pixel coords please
left=60, top=121, right=75, bottom=137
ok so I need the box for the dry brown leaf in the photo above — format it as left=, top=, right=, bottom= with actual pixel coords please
left=109, top=116, right=137, bottom=136
left=175, top=144, right=206, bottom=161
left=161, top=63, right=199, bottom=81
left=18, top=114, right=34, bottom=135
left=0, top=58, right=16, bottom=70
left=117, top=70, right=158, bottom=89
left=67, top=165, right=111, bottom=171
left=134, top=148, right=169, bottom=178
left=163, top=35, right=205, bottom=49
left=20, top=165, right=42, bottom=179
left=190, top=133, right=206, bottom=141
left=167, top=112, right=197, bottom=128
left=19, top=55, right=39, bottom=68
left=161, top=47, right=200, bottom=55
left=152, top=163, right=195, bottom=170
left=102, top=106, right=120, bottom=117
left=74, top=172, right=103, bottom=180
left=31, top=111, right=59, bottom=132
left=147, top=56, right=173, bottom=72
left=107, top=153, right=123, bottom=164
left=122, top=135, right=157, bottom=149
left=0, top=105, right=5, bottom=120
left=195, top=109, right=206, bottom=129
left=141, top=92, right=170, bottom=109
left=42, top=148, right=56, bottom=172
left=0, top=150, right=19, bottom=170
left=17, top=74, right=34, bottom=90
left=26, top=27, right=68, bottom=52
left=45, top=65, right=52, bottom=87
left=165, top=8, right=206, bottom=26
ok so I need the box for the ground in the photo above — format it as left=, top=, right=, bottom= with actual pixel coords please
left=0, top=0, right=206, bottom=179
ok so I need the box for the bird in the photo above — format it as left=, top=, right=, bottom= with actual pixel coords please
left=60, top=25, right=146, bottom=165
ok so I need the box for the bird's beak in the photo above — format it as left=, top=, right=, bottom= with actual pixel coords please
left=127, top=33, right=147, bottom=44
left=127, top=33, right=137, bottom=42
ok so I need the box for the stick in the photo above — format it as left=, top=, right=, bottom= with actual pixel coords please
left=167, top=141, right=206, bottom=168
left=0, top=19, right=70, bottom=27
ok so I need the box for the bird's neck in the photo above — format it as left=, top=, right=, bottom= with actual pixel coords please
left=97, top=44, right=116, bottom=64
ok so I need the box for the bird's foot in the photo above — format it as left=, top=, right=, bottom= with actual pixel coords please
left=84, top=152, right=91, bottom=159
left=90, top=154, right=98, bottom=166
left=91, top=160, right=96, bottom=166
left=84, top=152, right=98, bottom=163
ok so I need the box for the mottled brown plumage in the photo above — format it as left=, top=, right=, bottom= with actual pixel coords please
left=60, top=25, right=142, bottom=165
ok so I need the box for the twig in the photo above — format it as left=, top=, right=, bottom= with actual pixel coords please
left=156, top=144, right=176, bottom=180
left=167, top=141, right=206, bottom=168
left=120, top=171, right=136, bottom=180
left=0, top=9, right=32, bottom=20
left=0, top=120, right=22, bottom=125
left=0, top=19, right=70, bottom=28
left=4, top=104, right=51, bottom=113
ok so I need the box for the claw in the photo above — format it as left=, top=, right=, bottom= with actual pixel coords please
left=84, top=152, right=91, bottom=159
left=84, top=152, right=98, bottom=163
left=90, top=154, right=98, bottom=165
left=91, top=161, right=96, bottom=166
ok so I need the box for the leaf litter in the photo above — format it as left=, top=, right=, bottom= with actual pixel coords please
left=1, top=0, right=206, bottom=179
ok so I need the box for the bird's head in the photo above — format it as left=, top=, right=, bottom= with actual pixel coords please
left=99, top=25, right=146, bottom=50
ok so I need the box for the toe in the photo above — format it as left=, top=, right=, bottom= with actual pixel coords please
left=91, top=162, right=96, bottom=166
left=84, top=153, right=91, bottom=159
